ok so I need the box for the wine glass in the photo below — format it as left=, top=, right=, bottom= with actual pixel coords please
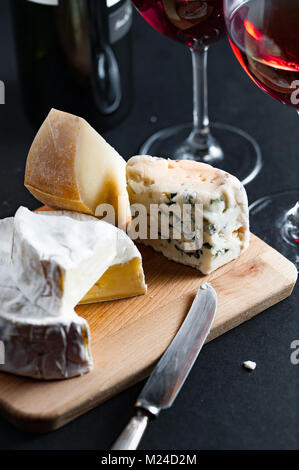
left=224, top=0, right=299, bottom=269
left=131, top=0, right=262, bottom=185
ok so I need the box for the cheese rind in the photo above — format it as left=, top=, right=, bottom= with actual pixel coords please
left=0, top=207, right=146, bottom=380
left=126, top=156, right=249, bottom=274
left=24, top=108, right=131, bottom=228
left=0, top=268, right=92, bottom=380
left=11, top=208, right=146, bottom=314
left=11, top=207, right=118, bottom=314
left=0, top=216, right=92, bottom=380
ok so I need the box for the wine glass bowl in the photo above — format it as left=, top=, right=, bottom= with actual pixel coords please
left=226, top=0, right=299, bottom=109
left=133, top=0, right=226, bottom=49
left=132, top=0, right=262, bottom=185
left=225, top=0, right=299, bottom=268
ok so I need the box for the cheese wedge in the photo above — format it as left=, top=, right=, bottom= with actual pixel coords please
left=42, top=210, right=147, bottom=304
left=0, top=207, right=146, bottom=380
left=24, top=108, right=131, bottom=229
left=0, top=219, right=91, bottom=380
left=126, top=156, right=249, bottom=275
left=0, top=267, right=92, bottom=380
left=11, top=208, right=146, bottom=314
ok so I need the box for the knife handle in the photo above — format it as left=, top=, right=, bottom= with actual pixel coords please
left=111, top=410, right=149, bottom=450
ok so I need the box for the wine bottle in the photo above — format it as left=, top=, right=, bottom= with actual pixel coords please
left=11, top=0, right=133, bottom=131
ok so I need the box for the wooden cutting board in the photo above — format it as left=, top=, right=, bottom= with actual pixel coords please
left=0, top=234, right=297, bottom=433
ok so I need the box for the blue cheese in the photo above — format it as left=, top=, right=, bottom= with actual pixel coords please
left=126, top=156, right=250, bottom=274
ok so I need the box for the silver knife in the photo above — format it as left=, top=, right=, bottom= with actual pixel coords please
left=111, top=283, right=217, bottom=450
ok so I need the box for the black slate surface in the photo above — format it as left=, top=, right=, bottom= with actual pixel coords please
left=0, top=0, right=298, bottom=450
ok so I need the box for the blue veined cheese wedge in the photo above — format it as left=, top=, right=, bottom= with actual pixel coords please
left=126, top=156, right=250, bottom=275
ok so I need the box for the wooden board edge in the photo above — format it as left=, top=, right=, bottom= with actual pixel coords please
left=260, top=249, right=298, bottom=292
left=1, top=280, right=295, bottom=434
left=208, top=282, right=296, bottom=343
left=0, top=365, right=154, bottom=434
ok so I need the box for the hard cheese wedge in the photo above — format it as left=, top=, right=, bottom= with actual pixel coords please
left=0, top=208, right=146, bottom=380
left=126, top=156, right=250, bottom=275
left=24, top=108, right=131, bottom=229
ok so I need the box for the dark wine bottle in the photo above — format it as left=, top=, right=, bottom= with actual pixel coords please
left=11, top=0, right=133, bottom=131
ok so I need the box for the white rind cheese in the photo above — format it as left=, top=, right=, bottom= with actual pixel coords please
left=0, top=271, right=92, bottom=380
left=126, top=156, right=250, bottom=274
left=11, top=207, right=146, bottom=315
left=0, top=207, right=146, bottom=380
left=12, top=207, right=120, bottom=315
left=0, top=238, right=92, bottom=380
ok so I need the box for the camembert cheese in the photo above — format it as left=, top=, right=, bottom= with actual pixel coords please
left=12, top=208, right=146, bottom=313
left=0, top=207, right=146, bottom=379
left=126, top=156, right=249, bottom=274
left=0, top=266, right=92, bottom=380
left=24, top=109, right=131, bottom=229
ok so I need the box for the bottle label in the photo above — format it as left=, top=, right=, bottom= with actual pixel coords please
left=109, top=0, right=132, bottom=44
left=27, top=0, right=59, bottom=4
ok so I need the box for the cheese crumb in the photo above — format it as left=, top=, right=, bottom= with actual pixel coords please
left=243, top=360, right=256, bottom=371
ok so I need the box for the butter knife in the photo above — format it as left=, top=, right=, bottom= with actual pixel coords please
left=111, top=283, right=217, bottom=450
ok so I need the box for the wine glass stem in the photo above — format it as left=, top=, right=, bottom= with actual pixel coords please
left=190, top=46, right=210, bottom=148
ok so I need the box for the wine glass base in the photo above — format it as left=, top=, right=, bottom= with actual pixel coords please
left=139, top=122, right=262, bottom=185
left=249, top=190, right=299, bottom=270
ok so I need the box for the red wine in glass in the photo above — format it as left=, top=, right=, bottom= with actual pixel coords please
left=225, top=0, right=299, bottom=269
left=132, top=0, right=225, bottom=48
left=131, top=0, right=262, bottom=185
left=228, top=0, right=299, bottom=109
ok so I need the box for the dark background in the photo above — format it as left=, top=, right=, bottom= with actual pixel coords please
left=0, top=0, right=298, bottom=450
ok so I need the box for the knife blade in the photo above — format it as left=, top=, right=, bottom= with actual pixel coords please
left=111, top=283, right=217, bottom=450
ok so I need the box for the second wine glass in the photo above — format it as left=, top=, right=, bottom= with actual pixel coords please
left=132, top=0, right=262, bottom=184
left=224, top=0, right=299, bottom=269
